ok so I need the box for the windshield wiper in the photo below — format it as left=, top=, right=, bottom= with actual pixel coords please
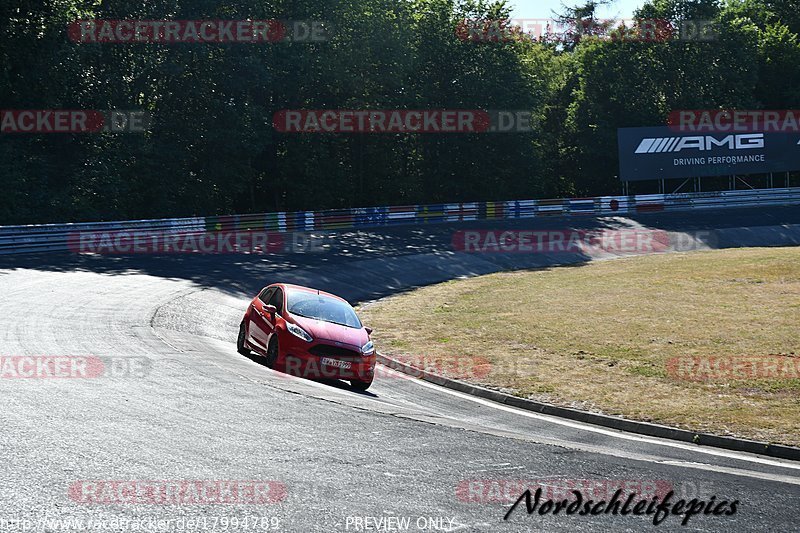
left=326, top=320, right=353, bottom=327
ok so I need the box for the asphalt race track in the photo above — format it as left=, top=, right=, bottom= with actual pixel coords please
left=1, top=206, right=800, bottom=532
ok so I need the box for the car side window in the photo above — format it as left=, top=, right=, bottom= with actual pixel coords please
left=258, top=287, right=275, bottom=303
left=267, top=288, right=283, bottom=315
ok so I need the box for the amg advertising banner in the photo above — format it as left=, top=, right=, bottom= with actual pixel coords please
left=617, top=126, right=800, bottom=181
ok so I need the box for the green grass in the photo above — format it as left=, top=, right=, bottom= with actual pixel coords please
left=358, top=247, right=800, bottom=446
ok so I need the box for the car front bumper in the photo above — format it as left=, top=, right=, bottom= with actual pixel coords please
left=279, top=336, right=376, bottom=383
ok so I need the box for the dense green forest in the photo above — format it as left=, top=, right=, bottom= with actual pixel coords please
left=1, top=0, right=798, bottom=224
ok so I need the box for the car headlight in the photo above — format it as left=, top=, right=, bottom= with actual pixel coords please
left=287, top=323, right=313, bottom=342
left=361, top=340, right=375, bottom=356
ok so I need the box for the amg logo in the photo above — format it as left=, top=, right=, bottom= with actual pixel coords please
left=635, top=133, right=764, bottom=154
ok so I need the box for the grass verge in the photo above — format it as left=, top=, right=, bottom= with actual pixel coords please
left=357, top=247, right=800, bottom=446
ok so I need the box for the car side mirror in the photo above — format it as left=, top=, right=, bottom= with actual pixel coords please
left=365, top=327, right=373, bottom=335
left=264, top=304, right=277, bottom=316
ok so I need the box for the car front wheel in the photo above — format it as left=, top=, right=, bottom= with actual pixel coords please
left=237, top=322, right=250, bottom=356
left=265, top=336, right=279, bottom=368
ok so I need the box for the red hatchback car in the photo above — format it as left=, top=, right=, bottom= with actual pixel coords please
left=237, top=283, right=376, bottom=390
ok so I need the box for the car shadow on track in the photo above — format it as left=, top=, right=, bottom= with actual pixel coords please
left=237, top=348, right=379, bottom=398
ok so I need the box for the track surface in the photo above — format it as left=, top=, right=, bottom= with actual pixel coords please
left=1, top=207, right=800, bottom=532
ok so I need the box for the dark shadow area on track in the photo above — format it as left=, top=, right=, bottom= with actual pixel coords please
left=0, top=206, right=799, bottom=305
left=237, top=345, right=380, bottom=398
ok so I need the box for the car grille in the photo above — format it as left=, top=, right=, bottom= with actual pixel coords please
left=309, top=343, right=361, bottom=359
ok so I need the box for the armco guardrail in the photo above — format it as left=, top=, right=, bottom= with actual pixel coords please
left=1, top=187, right=799, bottom=255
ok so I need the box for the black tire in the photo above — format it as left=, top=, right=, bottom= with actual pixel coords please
left=237, top=322, right=250, bottom=356
left=265, top=336, right=279, bottom=368
left=350, top=379, right=372, bottom=392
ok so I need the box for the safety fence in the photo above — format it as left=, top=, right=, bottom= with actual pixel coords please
left=1, top=187, right=799, bottom=255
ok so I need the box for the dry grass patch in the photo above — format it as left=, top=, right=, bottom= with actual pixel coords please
left=357, top=247, right=800, bottom=446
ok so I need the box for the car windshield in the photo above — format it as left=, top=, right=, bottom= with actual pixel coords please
left=286, top=289, right=362, bottom=328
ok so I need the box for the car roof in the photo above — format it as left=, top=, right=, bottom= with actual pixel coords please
left=269, top=283, right=348, bottom=303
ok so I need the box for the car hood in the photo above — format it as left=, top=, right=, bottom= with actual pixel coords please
left=290, top=314, right=367, bottom=348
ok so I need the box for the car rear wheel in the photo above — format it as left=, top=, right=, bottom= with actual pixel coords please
left=265, top=336, right=279, bottom=368
left=237, top=322, right=250, bottom=356
left=350, top=379, right=372, bottom=392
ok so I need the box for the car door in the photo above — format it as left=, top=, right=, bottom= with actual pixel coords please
left=248, top=287, right=275, bottom=350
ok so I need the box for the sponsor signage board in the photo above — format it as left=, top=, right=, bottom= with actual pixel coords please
left=617, top=126, right=800, bottom=181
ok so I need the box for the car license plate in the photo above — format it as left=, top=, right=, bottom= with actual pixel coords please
left=321, top=357, right=351, bottom=370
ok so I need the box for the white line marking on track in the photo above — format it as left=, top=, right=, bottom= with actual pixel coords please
left=383, top=366, right=800, bottom=473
